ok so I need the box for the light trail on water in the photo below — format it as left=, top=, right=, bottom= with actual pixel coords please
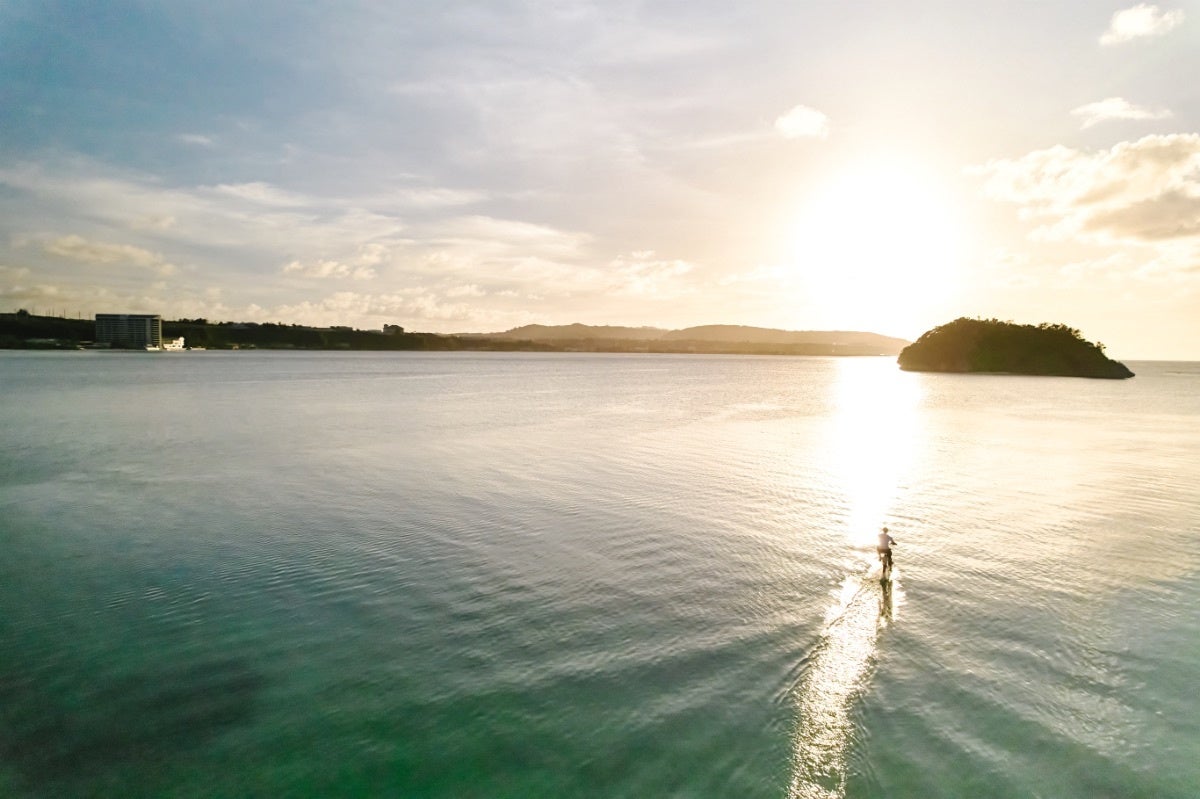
left=789, top=562, right=902, bottom=798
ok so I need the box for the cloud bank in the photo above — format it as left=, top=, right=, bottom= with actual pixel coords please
left=970, top=134, right=1200, bottom=250
left=43, top=235, right=176, bottom=276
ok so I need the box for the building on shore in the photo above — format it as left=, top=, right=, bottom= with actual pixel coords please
left=95, top=313, right=162, bottom=349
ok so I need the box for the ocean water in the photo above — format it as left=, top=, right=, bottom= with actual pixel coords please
left=1, top=350, right=1197, bottom=798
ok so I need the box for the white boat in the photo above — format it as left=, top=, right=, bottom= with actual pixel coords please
left=163, top=337, right=186, bottom=351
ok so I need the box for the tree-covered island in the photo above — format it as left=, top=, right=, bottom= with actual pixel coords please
left=897, top=318, right=1134, bottom=379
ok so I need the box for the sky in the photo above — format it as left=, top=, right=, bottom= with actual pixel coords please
left=1, top=1, right=1198, bottom=358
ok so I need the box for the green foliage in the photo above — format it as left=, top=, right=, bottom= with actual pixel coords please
left=898, top=317, right=1133, bottom=379
left=0, top=312, right=93, bottom=346
left=0, top=313, right=565, bottom=352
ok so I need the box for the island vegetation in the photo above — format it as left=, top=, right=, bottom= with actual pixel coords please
left=897, top=317, right=1134, bottom=379
left=0, top=312, right=909, bottom=356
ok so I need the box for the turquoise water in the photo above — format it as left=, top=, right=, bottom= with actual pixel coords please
left=1, top=351, right=1197, bottom=797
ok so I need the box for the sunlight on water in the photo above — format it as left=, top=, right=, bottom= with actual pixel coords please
left=829, top=359, right=924, bottom=545
left=790, top=360, right=918, bottom=798
left=827, top=358, right=923, bottom=546
left=789, top=569, right=904, bottom=799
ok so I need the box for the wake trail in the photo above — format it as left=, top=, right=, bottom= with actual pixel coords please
left=788, top=564, right=898, bottom=799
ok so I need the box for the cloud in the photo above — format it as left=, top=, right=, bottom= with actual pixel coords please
left=283, top=259, right=376, bottom=280
left=0, top=264, right=31, bottom=279
left=177, top=133, right=214, bottom=147
left=1100, top=4, right=1185, bottom=45
left=211, top=181, right=312, bottom=207
left=774, top=105, right=831, bottom=139
left=0, top=162, right=424, bottom=276
left=1083, top=189, right=1200, bottom=240
left=434, top=215, right=590, bottom=261
left=609, top=250, right=695, bottom=296
left=0, top=280, right=69, bottom=305
left=129, top=214, right=178, bottom=231
left=271, top=289, right=480, bottom=327
left=0, top=158, right=608, bottom=318
left=43, top=234, right=176, bottom=275
left=382, top=187, right=488, bottom=209
left=1071, top=97, right=1172, bottom=129
left=280, top=243, right=390, bottom=282
left=969, top=135, right=1200, bottom=276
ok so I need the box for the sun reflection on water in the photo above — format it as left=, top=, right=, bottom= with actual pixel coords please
left=789, top=570, right=907, bottom=799
left=789, top=359, right=919, bottom=798
left=827, top=358, right=923, bottom=547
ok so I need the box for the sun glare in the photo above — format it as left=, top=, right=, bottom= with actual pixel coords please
left=828, top=357, right=924, bottom=550
left=786, top=163, right=964, bottom=335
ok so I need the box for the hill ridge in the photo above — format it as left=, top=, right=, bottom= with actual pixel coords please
left=478, top=323, right=909, bottom=350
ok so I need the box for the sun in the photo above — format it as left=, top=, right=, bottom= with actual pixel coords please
left=785, top=161, right=965, bottom=335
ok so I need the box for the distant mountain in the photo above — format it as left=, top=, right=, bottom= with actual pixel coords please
left=474, top=323, right=910, bottom=355
left=659, top=325, right=909, bottom=348
left=485, top=323, right=665, bottom=341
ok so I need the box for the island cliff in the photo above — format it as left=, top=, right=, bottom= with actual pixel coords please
left=897, top=318, right=1134, bottom=379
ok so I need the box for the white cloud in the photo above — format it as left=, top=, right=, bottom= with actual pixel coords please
left=1100, top=4, right=1185, bottom=45
left=434, top=215, right=590, bottom=260
left=271, top=289, right=479, bottom=327
left=383, top=187, right=488, bottom=209
left=211, top=181, right=312, bottom=207
left=774, top=105, right=831, bottom=139
left=1071, top=97, right=1172, bottom=129
left=609, top=251, right=695, bottom=296
left=970, top=134, right=1200, bottom=275
left=0, top=148, right=710, bottom=327
left=282, top=259, right=376, bottom=280
left=0, top=162, right=424, bottom=277
left=177, top=133, right=214, bottom=147
left=43, top=234, right=176, bottom=275
left=0, top=155, right=685, bottom=330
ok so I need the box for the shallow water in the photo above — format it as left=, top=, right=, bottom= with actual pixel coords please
left=1, top=351, right=1197, bottom=797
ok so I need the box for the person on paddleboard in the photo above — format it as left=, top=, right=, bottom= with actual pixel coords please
left=877, top=526, right=896, bottom=569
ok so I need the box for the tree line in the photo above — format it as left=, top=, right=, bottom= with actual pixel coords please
left=0, top=312, right=552, bottom=351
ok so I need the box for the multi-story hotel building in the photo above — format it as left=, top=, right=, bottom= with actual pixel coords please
left=95, top=314, right=163, bottom=349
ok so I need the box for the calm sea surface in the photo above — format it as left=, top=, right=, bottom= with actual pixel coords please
left=1, top=351, right=1197, bottom=798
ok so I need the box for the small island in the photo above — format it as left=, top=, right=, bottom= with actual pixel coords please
left=897, top=318, right=1134, bottom=379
